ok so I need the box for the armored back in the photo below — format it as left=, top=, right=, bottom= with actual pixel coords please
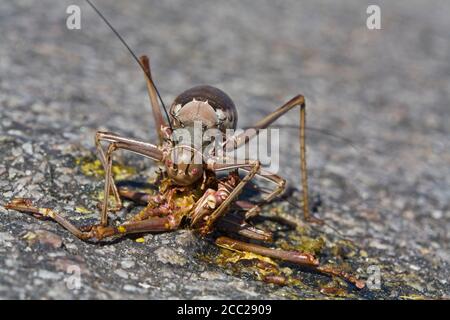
left=170, top=85, right=238, bottom=132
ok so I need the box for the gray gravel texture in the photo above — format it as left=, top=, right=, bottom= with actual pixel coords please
left=0, top=0, right=449, bottom=299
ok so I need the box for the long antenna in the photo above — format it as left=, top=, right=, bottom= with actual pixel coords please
left=85, top=0, right=173, bottom=130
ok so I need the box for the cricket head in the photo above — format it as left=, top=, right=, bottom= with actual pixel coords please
left=164, top=144, right=204, bottom=186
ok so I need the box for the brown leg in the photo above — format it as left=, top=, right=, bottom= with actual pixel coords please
left=199, top=159, right=261, bottom=233
left=215, top=211, right=273, bottom=242
left=215, top=236, right=365, bottom=289
left=215, top=236, right=318, bottom=266
left=139, top=55, right=167, bottom=143
left=4, top=198, right=179, bottom=241
left=5, top=199, right=92, bottom=240
left=212, top=156, right=286, bottom=219
left=5, top=133, right=164, bottom=235
left=118, top=188, right=157, bottom=205
left=95, top=131, right=163, bottom=217
left=98, top=135, right=163, bottom=226
left=95, top=132, right=122, bottom=213
left=118, top=186, right=291, bottom=240
left=234, top=199, right=262, bottom=219
left=223, top=95, right=305, bottom=150
left=233, top=167, right=286, bottom=219
left=223, top=95, right=322, bottom=224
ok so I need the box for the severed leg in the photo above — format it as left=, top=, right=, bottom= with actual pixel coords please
left=4, top=198, right=179, bottom=241
left=139, top=55, right=167, bottom=143
left=215, top=236, right=365, bottom=289
left=223, top=95, right=323, bottom=224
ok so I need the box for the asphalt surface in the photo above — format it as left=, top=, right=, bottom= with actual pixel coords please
left=0, top=0, right=449, bottom=299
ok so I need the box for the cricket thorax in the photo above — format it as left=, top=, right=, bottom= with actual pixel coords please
left=169, top=85, right=238, bottom=132
left=171, top=99, right=218, bottom=129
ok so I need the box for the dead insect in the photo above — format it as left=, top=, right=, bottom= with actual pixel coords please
left=4, top=0, right=364, bottom=289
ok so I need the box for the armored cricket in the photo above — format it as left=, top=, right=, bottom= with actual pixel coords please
left=5, top=0, right=365, bottom=289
